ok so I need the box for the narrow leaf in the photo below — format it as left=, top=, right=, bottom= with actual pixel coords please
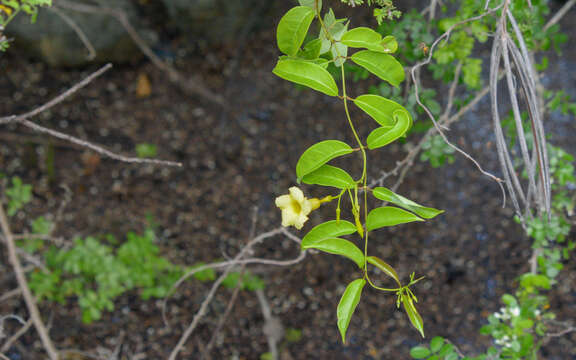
left=351, top=50, right=405, bottom=86
left=366, top=109, right=413, bottom=149
left=277, top=6, right=315, bottom=56
left=366, top=206, right=424, bottom=231
left=273, top=59, right=339, bottom=96
left=402, top=294, right=425, bottom=337
left=366, top=256, right=400, bottom=286
left=302, top=237, right=365, bottom=269
left=372, top=187, right=444, bottom=219
left=302, top=220, right=357, bottom=247
left=302, top=164, right=356, bottom=189
left=353, top=94, right=408, bottom=127
left=341, top=27, right=384, bottom=52
left=296, top=140, right=354, bottom=179
left=337, top=278, right=366, bottom=343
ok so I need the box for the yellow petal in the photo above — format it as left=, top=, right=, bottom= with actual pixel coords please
left=275, top=194, right=292, bottom=208
left=289, top=186, right=305, bottom=202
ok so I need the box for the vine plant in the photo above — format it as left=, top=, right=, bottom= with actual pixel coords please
left=273, top=0, right=444, bottom=342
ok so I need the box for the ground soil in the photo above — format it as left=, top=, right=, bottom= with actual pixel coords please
left=0, top=2, right=575, bottom=360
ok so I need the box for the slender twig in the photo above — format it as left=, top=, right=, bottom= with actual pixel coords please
left=1, top=318, right=32, bottom=353
left=166, top=227, right=302, bottom=360
left=543, top=0, right=576, bottom=31
left=0, top=288, right=21, bottom=303
left=48, top=6, right=96, bottom=60
left=0, top=64, right=182, bottom=167
left=0, top=203, right=59, bottom=360
left=256, top=289, right=283, bottom=360
left=54, top=0, right=226, bottom=107
left=410, top=3, right=506, bottom=193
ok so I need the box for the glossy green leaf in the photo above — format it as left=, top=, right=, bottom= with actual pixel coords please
left=372, top=187, right=444, bottom=219
left=402, top=294, right=425, bottom=337
left=366, top=206, right=424, bottom=231
left=296, top=140, right=354, bottom=179
left=366, top=109, right=412, bottom=149
left=410, top=346, right=431, bottom=359
left=350, top=50, right=405, bottom=86
left=299, top=38, right=323, bottom=59
left=302, top=164, right=356, bottom=189
left=273, top=59, right=339, bottom=96
left=341, top=27, right=385, bottom=52
left=302, top=220, right=357, bottom=247
left=381, top=35, right=398, bottom=53
left=298, top=0, right=321, bottom=12
left=337, top=278, right=365, bottom=343
left=366, top=256, right=400, bottom=286
left=302, top=237, right=365, bottom=269
left=353, top=94, right=407, bottom=127
left=277, top=6, right=315, bottom=56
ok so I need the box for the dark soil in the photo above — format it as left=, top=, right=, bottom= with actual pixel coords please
left=0, top=2, right=575, bottom=360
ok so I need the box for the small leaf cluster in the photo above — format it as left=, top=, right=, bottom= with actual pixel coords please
left=0, top=0, right=51, bottom=51
left=274, top=0, right=444, bottom=342
left=5, top=176, right=33, bottom=216
left=420, top=135, right=455, bottom=168
left=410, top=336, right=466, bottom=360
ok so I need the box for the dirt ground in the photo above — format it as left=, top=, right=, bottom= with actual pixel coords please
left=0, top=2, right=575, bottom=359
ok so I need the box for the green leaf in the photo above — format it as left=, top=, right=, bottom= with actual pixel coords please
left=341, top=27, right=384, bottom=52
left=367, top=256, right=400, bottom=286
left=351, top=50, right=405, bottom=86
left=381, top=35, right=398, bottom=53
left=302, top=238, right=365, bottom=269
left=296, top=140, right=354, bottom=179
left=302, top=220, right=357, bottom=247
left=277, top=6, right=315, bottom=56
left=366, top=206, right=424, bottom=232
left=410, top=346, right=431, bottom=359
left=430, top=336, right=444, bottom=353
left=273, top=59, right=339, bottom=96
left=353, top=94, right=407, bottom=127
left=302, top=164, right=356, bottom=189
left=337, top=278, right=365, bottom=343
left=372, top=187, right=444, bottom=219
left=402, top=294, right=425, bottom=337
left=366, top=109, right=412, bottom=149
left=299, top=38, right=323, bottom=59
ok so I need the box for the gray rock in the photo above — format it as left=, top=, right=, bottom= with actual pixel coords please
left=6, top=0, right=144, bottom=67
left=161, top=0, right=263, bottom=42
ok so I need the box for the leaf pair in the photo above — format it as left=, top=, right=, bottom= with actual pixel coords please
left=301, top=220, right=363, bottom=268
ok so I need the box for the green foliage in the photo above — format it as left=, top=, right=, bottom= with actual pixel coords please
left=29, top=229, right=184, bottom=323
left=5, top=176, right=33, bottom=216
left=420, top=135, right=456, bottom=168
left=135, top=143, right=158, bottom=158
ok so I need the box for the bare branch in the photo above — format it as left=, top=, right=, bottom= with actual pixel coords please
left=0, top=64, right=182, bottom=167
left=48, top=6, right=96, bottom=60
left=1, top=318, right=32, bottom=353
left=0, top=204, right=59, bottom=360
left=544, top=0, right=576, bottom=31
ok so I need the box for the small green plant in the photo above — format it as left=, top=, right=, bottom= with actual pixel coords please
left=420, top=135, right=456, bottom=168
left=273, top=0, right=445, bottom=342
left=135, top=143, right=158, bottom=158
left=5, top=176, right=33, bottom=216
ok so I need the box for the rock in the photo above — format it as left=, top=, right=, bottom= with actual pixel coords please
left=161, top=0, right=265, bottom=42
left=6, top=0, right=145, bottom=67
